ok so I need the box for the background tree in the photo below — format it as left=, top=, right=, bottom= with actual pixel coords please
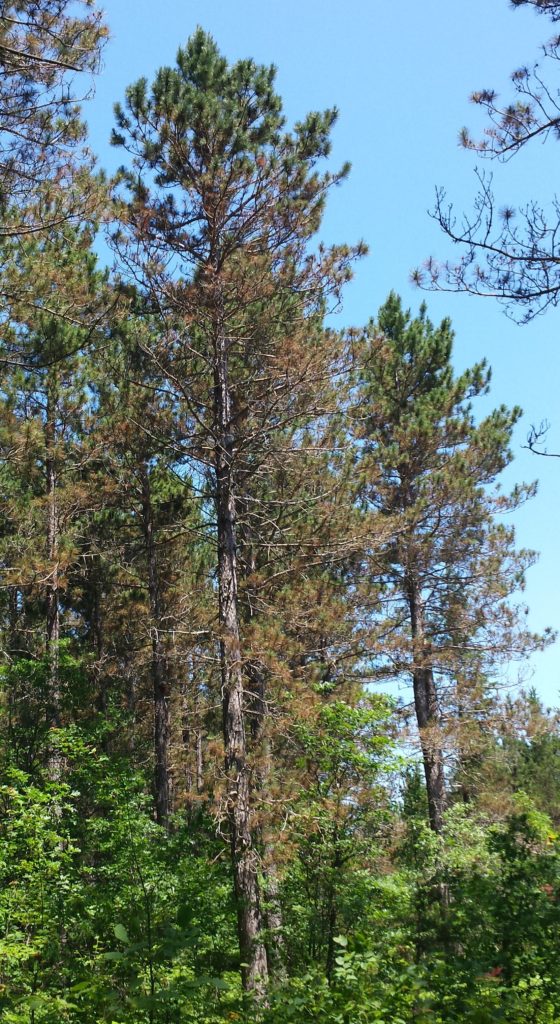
left=0, top=0, right=107, bottom=236
left=472, top=688, right=560, bottom=824
left=415, top=0, right=560, bottom=320
left=0, top=228, right=109, bottom=768
left=87, top=311, right=215, bottom=826
left=353, top=293, right=548, bottom=831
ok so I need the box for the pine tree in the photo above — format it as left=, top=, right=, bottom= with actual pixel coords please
left=0, top=0, right=107, bottom=235
left=354, top=293, right=548, bottom=832
left=87, top=311, right=215, bottom=825
left=111, top=28, right=362, bottom=996
left=0, top=228, right=107, bottom=765
left=417, top=0, right=560, bottom=319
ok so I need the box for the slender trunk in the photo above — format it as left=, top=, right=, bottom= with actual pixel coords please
left=247, top=660, right=286, bottom=979
left=7, top=586, right=21, bottom=658
left=140, top=465, right=171, bottom=829
left=6, top=587, right=20, bottom=738
left=90, top=564, right=114, bottom=753
left=181, top=684, right=193, bottom=795
left=242, top=512, right=285, bottom=977
left=406, top=571, right=446, bottom=834
left=181, top=684, right=204, bottom=799
left=91, top=565, right=108, bottom=715
left=213, top=315, right=268, bottom=1000
left=325, top=839, right=342, bottom=982
left=455, top=697, right=472, bottom=805
left=196, top=729, right=204, bottom=793
left=45, top=379, right=60, bottom=735
left=125, top=662, right=137, bottom=755
left=262, top=851, right=285, bottom=978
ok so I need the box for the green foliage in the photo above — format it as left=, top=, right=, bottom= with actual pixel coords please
left=266, top=801, right=560, bottom=1024
left=0, top=728, right=241, bottom=1023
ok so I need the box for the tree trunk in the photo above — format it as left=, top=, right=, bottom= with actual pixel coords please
left=246, top=659, right=286, bottom=979
left=196, top=729, right=204, bottom=794
left=181, top=684, right=204, bottom=800
left=45, top=378, right=60, bottom=734
left=91, top=565, right=107, bottom=711
left=181, top=683, right=194, bottom=795
left=213, top=317, right=268, bottom=1000
left=406, top=571, right=446, bottom=834
left=140, top=465, right=171, bottom=829
left=7, top=586, right=23, bottom=659
left=262, top=852, right=285, bottom=978
left=325, top=840, right=342, bottom=982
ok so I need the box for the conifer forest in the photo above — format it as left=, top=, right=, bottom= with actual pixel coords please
left=2, top=2, right=560, bottom=1022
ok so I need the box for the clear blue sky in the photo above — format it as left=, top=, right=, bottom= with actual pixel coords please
left=86, top=0, right=560, bottom=704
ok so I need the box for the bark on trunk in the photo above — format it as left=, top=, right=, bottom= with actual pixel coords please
left=7, top=587, right=23, bottom=658
left=181, top=685, right=204, bottom=799
left=140, top=465, right=171, bottom=829
left=45, top=380, right=60, bottom=733
left=196, top=729, right=204, bottom=794
left=181, top=685, right=194, bottom=795
left=6, top=587, right=20, bottom=735
left=91, top=564, right=108, bottom=715
left=213, top=317, right=268, bottom=1000
left=325, top=842, right=342, bottom=982
left=406, top=571, right=446, bottom=834
left=246, top=660, right=286, bottom=979
left=263, top=846, right=286, bottom=979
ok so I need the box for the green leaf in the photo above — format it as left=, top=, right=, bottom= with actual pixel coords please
left=24, top=995, right=47, bottom=1010
left=113, top=923, right=130, bottom=944
left=69, top=981, right=94, bottom=993
left=210, top=978, right=231, bottom=990
left=333, top=934, right=348, bottom=947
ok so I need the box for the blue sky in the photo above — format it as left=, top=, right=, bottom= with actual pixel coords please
left=86, top=0, right=560, bottom=703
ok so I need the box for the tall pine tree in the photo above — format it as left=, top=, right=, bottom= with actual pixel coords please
left=354, top=293, right=548, bottom=832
